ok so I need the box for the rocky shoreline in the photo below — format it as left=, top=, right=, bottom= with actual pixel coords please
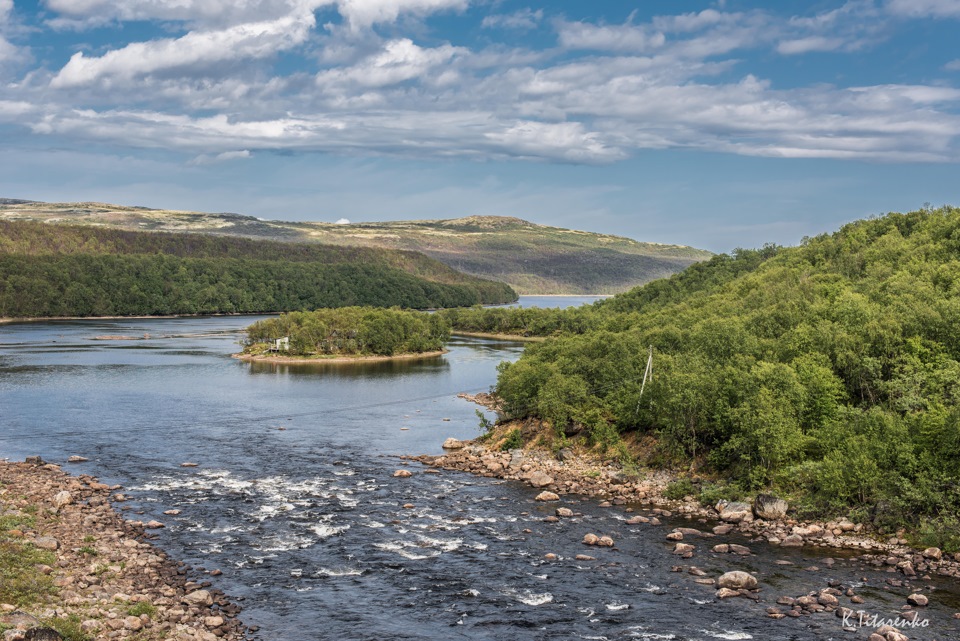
left=0, top=458, right=248, bottom=641
left=232, top=349, right=447, bottom=365
left=408, top=425, right=960, bottom=639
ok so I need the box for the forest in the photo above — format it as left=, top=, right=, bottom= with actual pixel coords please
left=0, top=221, right=516, bottom=317
left=468, top=206, right=960, bottom=547
left=244, top=307, right=450, bottom=357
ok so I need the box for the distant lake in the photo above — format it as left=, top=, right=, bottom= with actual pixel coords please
left=501, top=294, right=608, bottom=308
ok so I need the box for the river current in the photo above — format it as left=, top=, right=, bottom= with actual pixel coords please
left=2, top=300, right=959, bottom=640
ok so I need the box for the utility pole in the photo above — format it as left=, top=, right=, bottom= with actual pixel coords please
left=634, top=345, right=653, bottom=416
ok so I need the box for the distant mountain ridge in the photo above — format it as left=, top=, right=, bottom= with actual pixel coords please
left=0, top=200, right=712, bottom=294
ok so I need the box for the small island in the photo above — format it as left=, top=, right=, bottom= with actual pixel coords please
left=236, top=307, right=451, bottom=363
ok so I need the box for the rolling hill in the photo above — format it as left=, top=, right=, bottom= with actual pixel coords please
left=0, top=200, right=711, bottom=294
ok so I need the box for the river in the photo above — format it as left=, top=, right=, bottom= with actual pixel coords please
left=1, top=299, right=958, bottom=641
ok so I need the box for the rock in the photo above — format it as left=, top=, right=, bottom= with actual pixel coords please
left=583, top=533, right=599, bottom=546
left=24, top=456, right=44, bottom=465
left=66, top=456, right=88, bottom=463
left=393, top=469, right=413, bottom=478
left=32, top=536, right=59, bottom=551
left=688, top=566, right=707, bottom=576
left=543, top=516, right=559, bottom=523
left=556, top=508, right=574, bottom=517
left=626, top=516, right=649, bottom=525
left=717, top=571, right=758, bottom=590
left=753, top=494, right=788, bottom=520
left=180, top=462, right=198, bottom=467
left=922, top=547, right=942, bottom=561
left=666, top=532, right=684, bottom=541
left=907, top=593, right=928, bottom=606
left=183, top=589, right=213, bottom=606
left=544, top=553, right=557, bottom=561
left=527, top=471, right=554, bottom=488
left=780, top=534, right=804, bottom=547
left=204, top=616, right=224, bottom=628
left=441, top=438, right=465, bottom=450
left=122, top=617, right=142, bottom=631
left=672, top=543, right=695, bottom=555
left=597, top=536, right=615, bottom=547
left=144, top=520, right=165, bottom=529
left=556, top=448, right=573, bottom=462
left=729, top=544, right=751, bottom=556
left=535, top=491, right=560, bottom=501
left=51, top=491, right=72, bottom=510
left=715, top=588, right=740, bottom=599
left=575, top=554, right=595, bottom=561
left=818, top=592, right=839, bottom=606
left=712, top=524, right=734, bottom=535
left=716, top=500, right=754, bottom=523
left=712, top=544, right=730, bottom=554
left=163, top=509, right=181, bottom=515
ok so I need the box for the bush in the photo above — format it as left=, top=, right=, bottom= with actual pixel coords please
left=663, top=478, right=696, bottom=501
left=500, top=428, right=524, bottom=451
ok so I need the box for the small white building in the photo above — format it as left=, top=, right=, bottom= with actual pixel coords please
left=268, top=336, right=290, bottom=352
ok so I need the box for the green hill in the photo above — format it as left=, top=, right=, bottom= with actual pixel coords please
left=483, top=206, right=960, bottom=546
left=0, top=201, right=711, bottom=294
left=0, top=221, right=516, bottom=318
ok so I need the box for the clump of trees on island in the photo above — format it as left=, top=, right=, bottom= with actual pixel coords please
left=244, top=307, right=451, bottom=357
left=453, top=206, right=960, bottom=548
left=0, top=221, right=516, bottom=317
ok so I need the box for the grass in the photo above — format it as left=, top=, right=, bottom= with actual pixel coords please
left=44, top=614, right=91, bottom=641
left=126, top=601, right=157, bottom=618
left=0, top=513, right=57, bottom=607
left=77, top=546, right=97, bottom=556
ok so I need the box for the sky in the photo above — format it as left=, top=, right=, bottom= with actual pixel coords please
left=0, top=0, right=958, bottom=252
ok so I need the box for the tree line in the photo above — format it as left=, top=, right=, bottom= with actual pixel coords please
left=0, top=221, right=516, bottom=317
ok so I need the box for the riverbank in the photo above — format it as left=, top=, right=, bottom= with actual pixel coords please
left=0, top=458, right=247, bottom=641
left=0, top=312, right=277, bottom=325
left=233, top=349, right=448, bottom=364
left=413, top=419, right=960, bottom=581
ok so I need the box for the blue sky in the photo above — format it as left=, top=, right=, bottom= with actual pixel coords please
left=0, top=0, right=958, bottom=252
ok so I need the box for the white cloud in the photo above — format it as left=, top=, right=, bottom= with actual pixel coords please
left=189, top=150, right=252, bottom=165
left=50, top=12, right=317, bottom=88
left=886, top=0, right=960, bottom=18
left=777, top=36, right=846, bottom=54
left=946, top=59, right=960, bottom=71
left=334, top=217, right=350, bottom=223
left=336, top=0, right=467, bottom=30
left=316, top=38, right=462, bottom=88
left=556, top=20, right=666, bottom=53
left=481, top=8, right=542, bottom=31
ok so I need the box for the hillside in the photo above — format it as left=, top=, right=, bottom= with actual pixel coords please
left=469, top=206, right=960, bottom=547
left=0, top=201, right=711, bottom=294
left=0, top=221, right=516, bottom=318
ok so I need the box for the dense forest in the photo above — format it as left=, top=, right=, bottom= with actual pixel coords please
left=467, top=206, right=960, bottom=546
left=245, top=307, right=450, bottom=357
left=0, top=221, right=516, bottom=317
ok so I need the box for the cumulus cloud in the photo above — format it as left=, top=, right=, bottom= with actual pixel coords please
left=337, top=0, right=467, bottom=30
left=481, top=8, right=543, bottom=31
left=51, top=12, right=317, bottom=88
left=2, top=1, right=956, bottom=166
left=556, top=20, right=666, bottom=53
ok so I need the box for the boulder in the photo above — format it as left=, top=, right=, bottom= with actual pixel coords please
left=717, top=571, right=758, bottom=590
left=535, top=491, right=560, bottom=502
left=672, top=543, right=695, bottom=555
left=393, top=469, right=413, bottom=478
left=753, top=494, right=788, bottom=520
left=582, top=533, right=599, bottom=546
left=715, top=588, right=740, bottom=599
left=716, top=500, right=754, bottom=523
left=441, top=438, right=465, bottom=450
left=183, top=589, right=213, bottom=606
left=556, top=508, right=574, bottom=517
left=597, top=536, right=615, bottom=547
left=780, top=534, right=804, bottom=547
left=729, top=544, right=751, bottom=556
left=907, top=593, right=928, bottom=606
left=52, top=491, right=73, bottom=510
left=66, top=456, right=88, bottom=463
left=32, top=536, right=59, bottom=551
left=527, top=471, right=554, bottom=488
left=922, top=547, right=942, bottom=561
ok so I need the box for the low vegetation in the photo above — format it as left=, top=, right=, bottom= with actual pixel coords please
left=472, top=206, right=960, bottom=540
left=0, top=221, right=516, bottom=317
left=244, top=307, right=450, bottom=357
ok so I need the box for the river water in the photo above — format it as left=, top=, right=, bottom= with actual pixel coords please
left=2, top=300, right=959, bottom=641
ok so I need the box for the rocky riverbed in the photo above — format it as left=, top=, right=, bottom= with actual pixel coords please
left=409, top=422, right=960, bottom=639
left=0, top=458, right=248, bottom=641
